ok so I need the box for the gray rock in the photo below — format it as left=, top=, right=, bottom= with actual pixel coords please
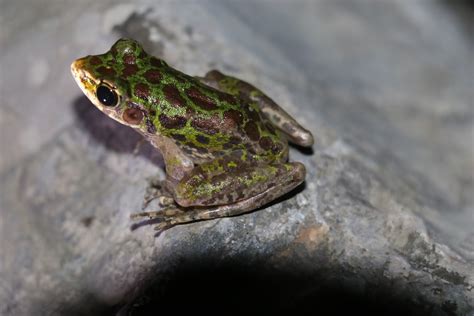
left=0, top=1, right=472, bottom=315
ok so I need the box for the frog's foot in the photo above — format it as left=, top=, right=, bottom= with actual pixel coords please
left=130, top=207, right=186, bottom=232
left=131, top=206, right=220, bottom=232
left=131, top=207, right=185, bottom=220
left=142, top=178, right=174, bottom=209
left=143, top=194, right=175, bottom=209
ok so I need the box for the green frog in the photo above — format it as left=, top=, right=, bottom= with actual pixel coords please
left=71, top=38, right=313, bottom=232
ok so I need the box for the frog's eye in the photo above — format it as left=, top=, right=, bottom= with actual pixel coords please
left=96, top=85, right=118, bottom=107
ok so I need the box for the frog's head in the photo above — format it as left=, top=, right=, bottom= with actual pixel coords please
left=71, top=38, right=161, bottom=130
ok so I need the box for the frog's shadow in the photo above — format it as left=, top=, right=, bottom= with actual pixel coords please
left=72, top=95, right=164, bottom=168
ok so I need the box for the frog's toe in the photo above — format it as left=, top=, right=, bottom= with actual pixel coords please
left=159, top=196, right=175, bottom=207
left=131, top=207, right=185, bottom=221
left=154, top=221, right=174, bottom=232
left=142, top=179, right=174, bottom=209
left=130, top=211, right=164, bottom=220
left=143, top=196, right=176, bottom=210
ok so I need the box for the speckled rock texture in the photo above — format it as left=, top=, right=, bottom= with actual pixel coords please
left=1, top=1, right=473, bottom=315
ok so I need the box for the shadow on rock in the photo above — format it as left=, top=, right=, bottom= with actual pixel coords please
left=119, top=259, right=433, bottom=316
left=72, top=95, right=164, bottom=168
left=38, top=253, right=447, bottom=316
left=438, top=0, right=474, bottom=44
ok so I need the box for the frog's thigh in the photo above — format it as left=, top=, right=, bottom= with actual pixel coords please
left=163, top=162, right=305, bottom=227
left=199, top=70, right=313, bottom=147
left=174, top=160, right=306, bottom=208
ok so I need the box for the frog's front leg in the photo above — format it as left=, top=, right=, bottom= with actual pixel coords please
left=198, top=70, right=313, bottom=147
left=142, top=177, right=175, bottom=209
left=140, top=133, right=194, bottom=208
left=131, top=158, right=306, bottom=231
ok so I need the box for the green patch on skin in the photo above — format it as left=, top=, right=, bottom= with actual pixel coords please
left=250, top=89, right=263, bottom=99
left=240, top=150, right=248, bottom=162
left=166, top=157, right=182, bottom=170
left=163, top=105, right=187, bottom=118
left=218, top=77, right=241, bottom=96
left=181, top=175, right=229, bottom=201
left=240, top=172, right=268, bottom=188
left=199, top=181, right=227, bottom=198
left=200, top=160, right=224, bottom=174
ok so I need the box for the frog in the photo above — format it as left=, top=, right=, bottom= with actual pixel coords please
left=71, top=38, right=313, bottom=232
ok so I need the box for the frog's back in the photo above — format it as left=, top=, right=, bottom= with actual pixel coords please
left=141, top=63, right=286, bottom=160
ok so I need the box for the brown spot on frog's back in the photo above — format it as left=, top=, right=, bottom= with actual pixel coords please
left=171, top=133, right=187, bottom=142
left=223, top=109, right=243, bottom=128
left=96, top=66, right=116, bottom=77
left=214, top=89, right=238, bottom=105
left=159, top=114, right=187, bottom=129
left=246, top=107, right=261, bottom=122
left=196, top=134, right=210, bottom=144
left=122, top=64, right=138, bottom=77
left=259, top=136, right=274, bottom=151
left=144, top=69, right=162, bottom=84
left=163, top=84, right=185, bottom=108
left=186, top=87, right=218, bottom=110
left=244, top=121, right=260, bottom=141
left=191, top=117, right=220, bottom=135
left=135, top=83, right=150, bottom=100
left=123, top=54, right=136, bottom=65
left=89, top=56, right=102, bottom=65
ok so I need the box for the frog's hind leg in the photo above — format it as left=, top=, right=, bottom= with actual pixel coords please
left=132, top=161, right=306, bottom=231
left=198, top=70, right=314, bottom=147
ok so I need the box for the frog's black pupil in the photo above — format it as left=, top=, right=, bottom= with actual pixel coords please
left=96, top=85, right=117, bottom=106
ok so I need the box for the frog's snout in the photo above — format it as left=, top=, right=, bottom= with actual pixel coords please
left=70, top=57, right=101, bottom=109
left=71, top=58, right=90, bottom=90
left=70, top=58, right=86, bottom=78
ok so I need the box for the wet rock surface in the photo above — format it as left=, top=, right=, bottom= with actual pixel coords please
left=1, top=1, right=472, bottom=315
